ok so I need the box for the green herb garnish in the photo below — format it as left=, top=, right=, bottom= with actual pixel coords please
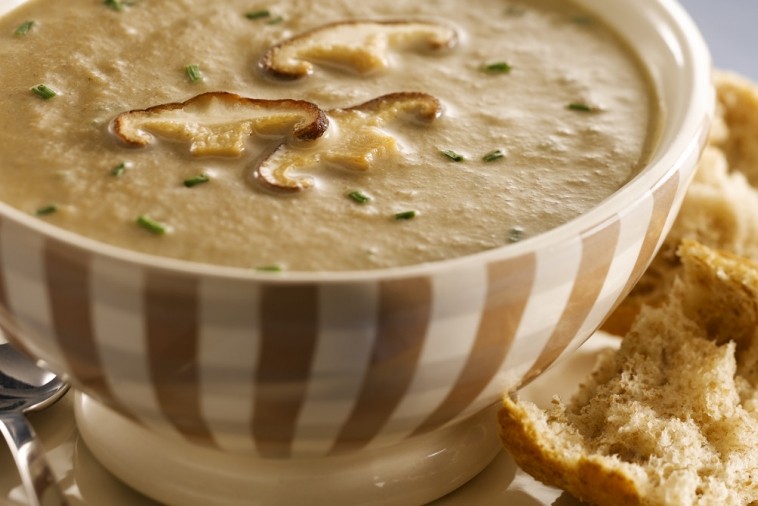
left=14, top=21, right=35, bottom=36
left=481, top=61, right=512, bottom=74
left=245, top=9, right=271, bottom=20
left=483, top=149, right=505, bottom=162
left=111, top=162, right=130, bottom=176
left=347, top=190, right=370, bottom=204
left=394, top=210, right=417, bottom=221
left=441, top=149, right=464, bottom=162
left=267, top=15, right=284, bottom=25
left=505, top=6, right=526, bottom=16
left=566, top=102, right=595, bottom=112
left=508, top=226, right=525, bottom=243
left=137, top=215, right=169, bottom=235
left=31, top=84, right=56, bottom=100
left=104, top=0, right=126, bottom=11
left=571, top=15, right=594, bottom=25
left=256, top=264, right=284, bottom=273
left=35, top=204, right=58, bottom=216
left=184, top=173, right=210, bottom=188
left=185, top=64, right=203, bottom=83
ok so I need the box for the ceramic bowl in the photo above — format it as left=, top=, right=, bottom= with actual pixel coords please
left=0, top=0, right=712, bottom=504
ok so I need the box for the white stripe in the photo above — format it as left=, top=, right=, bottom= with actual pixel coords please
left=454, top=238, right=585, bottom=427
left=90, top=257, right=180, bottom=439
left=198, top=277, right=261, bottom=453
left=291, top=282, right=378, bottom=457
left=0, top=222, right=64, bottom=368
left=365, top=265, right=487, bottom=450
left=469, top=193, right=657, bottom=415
left=577, top=198, right=654, bottom=342
left=500, top=236, right=583, bottom=379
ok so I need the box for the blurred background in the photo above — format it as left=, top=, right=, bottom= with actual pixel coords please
left=679, top=0, right=758, bottom=81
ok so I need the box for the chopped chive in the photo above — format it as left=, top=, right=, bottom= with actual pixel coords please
left=394, top=210, right=417, bottom=221
left=185, top=64, right=203, bottom=83
left=245, top=9, right=271, bottom=20
left=35, top=204, right=58, bottom=216
left=481, top=61, right=512, bottom=74
left=508, top=226, right=525, bottom=243
left=14, top=21, right=35, bottom=36
left=31, top=84, right=56, bottom=100
left=505, top=6, right=526, bottom=16
left=111, top=161, right=130, bottom=176
left=571, top=15, right=594, bottom=25
left=441, top=149, right=464, bottom=162
left=136, top=215, right=169, bottom=235
left=483, top=149, right=505, bottom=162
left=566, top=102, right=595, bottom=112
left=184, top=173, right=210, bottom=188
left=256, top=264, right=284, bottom=272
left=267, top=15, right=284, bottom=25
left=104, top=0, right=126, bottom=11
left=347, top=190, right=370, bottom=204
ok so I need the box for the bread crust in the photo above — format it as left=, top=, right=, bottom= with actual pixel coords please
left=499, top=397, right=642, bottom=506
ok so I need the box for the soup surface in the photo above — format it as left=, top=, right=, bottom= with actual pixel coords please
left=0, top=0, right=657, bottom=271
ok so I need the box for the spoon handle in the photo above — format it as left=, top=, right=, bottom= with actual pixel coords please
left=0, top=412, right=69, bottom=506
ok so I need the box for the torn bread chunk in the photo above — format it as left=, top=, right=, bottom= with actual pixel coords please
left=112, top=91, right=329, bottom=157
left=258, top=20, right=458, bottom=80
left=499, top=240, right=758, bottom=506
left=604, top=71, right=758, bottom=336
left=254, top=92, right=442, bottom=191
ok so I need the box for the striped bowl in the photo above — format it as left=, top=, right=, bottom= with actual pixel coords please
left=0, top=0, right=713, bottom=504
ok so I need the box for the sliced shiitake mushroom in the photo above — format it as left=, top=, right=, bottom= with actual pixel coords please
left=113, top=91, right=328, bottom=156
left=112, top=91, right=442, bottom=194
left=259, top=20, right=458, bottom=80
left=344, top=91, right=444, bottom=123
left=254, top=92, right=443, bottom=191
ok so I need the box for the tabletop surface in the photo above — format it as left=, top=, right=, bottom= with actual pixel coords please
left=678, top=0, right=758, bottom=81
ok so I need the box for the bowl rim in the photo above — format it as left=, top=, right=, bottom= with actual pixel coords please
left=0, top=0, right=714, bottom=283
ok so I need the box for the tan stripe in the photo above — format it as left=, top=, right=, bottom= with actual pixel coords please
left=0, top=219, right=28, bottom=354
left=617, top=172, right=680, bottom=305
left=410, top=253, right=537, bottom=437
left=145, top=270, right=213, bottom=443
left=43, top=240, right=118, bottom=400
left=521, top=219, right=622, bottom=386
left=0, top=219, right=9, bottom=310
left=329, top=277, right=432, bottom=454
left=252, top=284, right=319, bottom=458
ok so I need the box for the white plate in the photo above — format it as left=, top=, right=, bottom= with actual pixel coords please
left=0, top=332, right=619, bottom=505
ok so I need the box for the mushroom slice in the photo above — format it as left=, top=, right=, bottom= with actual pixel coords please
left=344, top=91, right=444, bottom=124
left=112, top=91, right=328, bottom=157
left=259, top=20, right=458, bottom=80
left=255, top=144, right=320, bottom=192
left=254, top=92, right=443, bottom=191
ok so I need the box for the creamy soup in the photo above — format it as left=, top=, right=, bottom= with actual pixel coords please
left=0, top=0, right=657, bottom=271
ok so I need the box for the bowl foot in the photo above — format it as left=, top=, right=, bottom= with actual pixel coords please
left=74, top=392, right=501, bottom=506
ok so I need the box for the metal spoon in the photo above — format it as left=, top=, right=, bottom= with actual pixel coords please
left=0, top=342, right=70, bottom=506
